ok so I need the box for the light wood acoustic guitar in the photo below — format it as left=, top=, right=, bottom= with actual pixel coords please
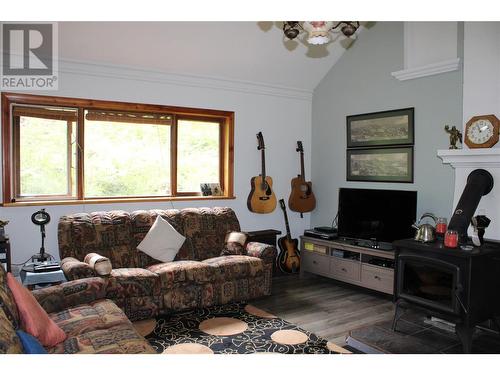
left=277, top=199, right=300, bottom=274
left=247, top=132, right=277, bottom=214
left=288, top=141, right=316, bottom=214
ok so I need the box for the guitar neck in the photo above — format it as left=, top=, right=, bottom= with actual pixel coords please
left=299, top=151, right=305, bottom=179
left=283, top=209, right=292, bottom=240
left=261, top=148, right=266, bottom=179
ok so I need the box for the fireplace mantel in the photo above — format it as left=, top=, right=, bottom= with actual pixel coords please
left=437, top=149, right=500, bottom=168
left=437, top=148, right=500, bottom=241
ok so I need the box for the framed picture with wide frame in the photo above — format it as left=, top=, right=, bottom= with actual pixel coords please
left=346, top=147, right=414, bottom=183
left=346, top=108, right=414, bottom=148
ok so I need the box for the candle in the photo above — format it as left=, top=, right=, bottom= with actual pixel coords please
left=444, top=230, right=458, bottom=248
left=436, top=217, right=447, bottom=234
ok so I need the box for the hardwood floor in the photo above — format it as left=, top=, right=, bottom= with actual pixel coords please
left=252, top=273, right=395, bottom=346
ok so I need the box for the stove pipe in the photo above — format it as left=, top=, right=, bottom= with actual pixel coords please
left=448, top=169, right=494, bottom=244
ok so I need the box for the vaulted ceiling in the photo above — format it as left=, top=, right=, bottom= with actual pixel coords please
left=59, top=22, right=359, bottom=91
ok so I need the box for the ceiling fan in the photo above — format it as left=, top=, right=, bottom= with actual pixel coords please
left=282, top=21, right=360, bottom=45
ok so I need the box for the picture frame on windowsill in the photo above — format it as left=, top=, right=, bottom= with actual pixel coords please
left=200, top=183, right=223, bottom=196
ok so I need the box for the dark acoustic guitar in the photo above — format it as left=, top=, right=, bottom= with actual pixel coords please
left=277, top=199, right=300, bottom=274
left=247, top=132, right=277, bottom=214
left=288, top=141, right=316, bottom=214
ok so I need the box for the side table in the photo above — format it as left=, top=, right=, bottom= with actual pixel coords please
left=20, top=265, right=66, bottom=290
left=247, top=229, right=282, bottom=276
left=247, top=229, right=281, bottom=247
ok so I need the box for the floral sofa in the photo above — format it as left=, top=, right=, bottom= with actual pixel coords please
left=58, top=207, right=276, bottom=321
left=0, top=265, right=155, bottom=354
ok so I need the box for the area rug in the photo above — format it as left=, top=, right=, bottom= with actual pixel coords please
left=133, top=303, right=350, bottom=354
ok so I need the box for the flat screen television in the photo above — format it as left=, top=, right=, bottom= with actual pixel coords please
left=337, top=188, right=417, bottom=244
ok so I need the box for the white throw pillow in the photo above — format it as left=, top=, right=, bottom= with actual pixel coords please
left=137, top=216, right=186, bottom=263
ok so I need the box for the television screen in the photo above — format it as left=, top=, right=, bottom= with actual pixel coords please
left=338, top=188, right=417, bottom=243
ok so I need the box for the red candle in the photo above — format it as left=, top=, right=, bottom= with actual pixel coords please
left=436, top=217, right=448, bottom=234
left=444, top=230, right=458, bottom=248
left=436, top=223, right=447, bottom=234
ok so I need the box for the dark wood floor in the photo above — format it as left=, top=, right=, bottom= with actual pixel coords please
left=252, top=273, right=395, bottom=345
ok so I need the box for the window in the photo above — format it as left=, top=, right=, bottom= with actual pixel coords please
left=84, top=110, right=172, bottom=198
left=177, top=119, right=220, bottom=193
left=2, top=93, right=234, bottom=205
left=13, top=106, right=78, bottom=199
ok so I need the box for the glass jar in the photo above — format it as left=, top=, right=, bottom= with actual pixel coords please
left=436, top=217, right=448, bottom=235
left=444, top=229, right=458, bottom=248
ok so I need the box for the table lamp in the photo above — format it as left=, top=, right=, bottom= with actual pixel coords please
left=31, top=209, right=51, bottom=262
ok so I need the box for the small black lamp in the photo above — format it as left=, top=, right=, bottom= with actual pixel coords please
left=31, top=208, right=51, bottom=262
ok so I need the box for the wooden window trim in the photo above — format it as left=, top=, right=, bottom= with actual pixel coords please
left=11, top=107, right=78, bottom=201
left=1, top=92, right=235, bottom=206
left=66, top=120, right=73, bottom=196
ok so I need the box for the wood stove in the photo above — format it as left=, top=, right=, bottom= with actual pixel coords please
left=393, top=239, right=500, bottom=353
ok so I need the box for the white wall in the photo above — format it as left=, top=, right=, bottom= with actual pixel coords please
left=405, top=22, right=458, bottom=69
left=0, top=60, right=313, bottom=264
left=438, top=22, right=500, bottom=240
left=462, top=22, right=500, bottom=145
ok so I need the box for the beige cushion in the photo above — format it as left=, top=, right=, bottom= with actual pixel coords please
left=137, top=216, right=186, bottom=263
left=84, top=253, right=112, bottom=276
left=220, top=231, right=248, bottom=256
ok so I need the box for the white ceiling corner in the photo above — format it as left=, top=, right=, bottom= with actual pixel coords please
left=58, top=22, right=355, bottom=93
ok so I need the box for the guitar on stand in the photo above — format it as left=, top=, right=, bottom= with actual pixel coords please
left=247, top=132, right=277, bottom=214
left=288, top=141, right=316, bottom=217
left=277, top=199, right=300, bottom=274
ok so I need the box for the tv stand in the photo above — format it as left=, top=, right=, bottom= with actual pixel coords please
left=300, top=236, right=395, bottom=295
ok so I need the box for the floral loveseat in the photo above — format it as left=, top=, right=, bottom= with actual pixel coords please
left=58, top=207, right=276, bottom=321
left=0, top=265, right=154, bottom=354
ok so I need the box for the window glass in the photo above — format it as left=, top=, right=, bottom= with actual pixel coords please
left=15, top=106, right=77, bottom=197
left=84, top=110, right=171, bottom=197
left=177, top=119, right=220, bottom=193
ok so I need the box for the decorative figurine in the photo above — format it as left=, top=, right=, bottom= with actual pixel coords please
left=444, top=125, right=462, bottom=149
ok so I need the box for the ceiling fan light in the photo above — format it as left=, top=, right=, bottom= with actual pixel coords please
left=284, top=27, right=300, bottom=40
left=307, top=34, right=330, bottom=45
left=341, top=23, right=358, bottom=37
left=303, top=21, right=334, bottom=45
left=280, top=21, right=359, bottom=47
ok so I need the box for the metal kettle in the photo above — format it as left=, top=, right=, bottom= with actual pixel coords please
left=412, top=213, right=437, bottom=243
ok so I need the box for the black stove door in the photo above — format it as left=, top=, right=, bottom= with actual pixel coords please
left=396, top=255, right=461, bottom=315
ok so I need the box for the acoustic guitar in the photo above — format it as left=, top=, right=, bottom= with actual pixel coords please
left=247, top=132, right=277, bottom=213
left=277, top=199, right=300, bottom=274
left=288, top=141, right=316, bottom=213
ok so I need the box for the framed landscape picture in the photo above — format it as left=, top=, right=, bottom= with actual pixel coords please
left=347, top=147, right=414, bottom=183
left=347, top=108, right=414, bottom=148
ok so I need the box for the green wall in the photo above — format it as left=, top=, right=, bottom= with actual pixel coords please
left=311, top=22, right=463, bottom=227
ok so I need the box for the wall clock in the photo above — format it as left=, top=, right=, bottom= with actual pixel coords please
left=464, top=115, right=500, bottom=148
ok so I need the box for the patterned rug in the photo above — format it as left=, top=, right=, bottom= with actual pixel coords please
left=133, top=303, right=350, bottom=354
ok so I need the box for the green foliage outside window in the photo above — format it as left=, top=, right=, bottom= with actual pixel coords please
left=18, top=116, right=220, bottom=198
left=19, top=117, right=76, bottom=196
